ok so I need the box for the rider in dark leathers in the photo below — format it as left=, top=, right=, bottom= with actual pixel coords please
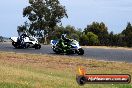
left=19, top=33, right=28, bottom=44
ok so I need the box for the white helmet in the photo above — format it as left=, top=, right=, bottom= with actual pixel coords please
left=61, top=34, right=66, bottom=39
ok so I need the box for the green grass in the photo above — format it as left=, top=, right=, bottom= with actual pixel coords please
left=0, top=52, right=132, bottom=88
left=0, top=82, right=31, bottom=88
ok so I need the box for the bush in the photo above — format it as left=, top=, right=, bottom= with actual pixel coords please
left=80, top=32, right=99, bottom=46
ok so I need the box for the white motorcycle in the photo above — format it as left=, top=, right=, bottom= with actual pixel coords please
left=10, top=33, right=41, bottom=49
left=50, top=39, right=84, bottom=55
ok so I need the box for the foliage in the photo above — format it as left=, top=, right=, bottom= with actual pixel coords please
left=18, top=0, right=68, bottom=44
left=121, top=22, right=132, bottom=47
left=84, top=22, right=109, bottom=45
left=80, top=32, right=99, bottom=46
left=17, top=0, right=132, bottom=48
left=86, top=32, right=99, bottom=45
left=0, top=36, right=3, bottom=42
left=47, top=25, right=80, bottom=42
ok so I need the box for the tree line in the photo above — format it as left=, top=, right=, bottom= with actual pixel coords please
left=17, top=0, right=132, bottom=47
left=46, top=22, right=132, bottom=47
left=80, top=22, right=132, bottom=47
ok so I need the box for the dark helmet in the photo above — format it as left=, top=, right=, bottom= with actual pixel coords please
left=61, top=34, right=67, bottom=40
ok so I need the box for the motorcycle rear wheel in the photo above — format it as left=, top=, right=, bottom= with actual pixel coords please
left=77, top=48, right=84, bottom=55
left=35, top=44, right=41, bottom=49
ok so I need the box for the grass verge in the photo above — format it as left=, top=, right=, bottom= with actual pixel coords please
left=0, top=51, right=132, bottom=88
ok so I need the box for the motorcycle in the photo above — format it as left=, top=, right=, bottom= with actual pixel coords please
left=50, top=39, right=84, bottom=55
left=10, top=33, right=41, bottom=49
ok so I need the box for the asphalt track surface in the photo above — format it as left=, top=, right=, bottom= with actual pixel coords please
left=0, top=42, right=132, bottom=63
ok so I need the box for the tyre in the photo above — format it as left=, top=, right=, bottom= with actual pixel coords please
left=12, top=42, right=19, bottom=49
left=54, top=50, right=61, bottom=54
left=35, top=44, right=41, bottom=49
left=52, top=46, right=57, bottom=52
left=53, top=48, right=61, bottom=54
left=77, top=48, right=84, bottom=55
left=76, top=76, right=86, bottom=85
left=22, top=45, right=27, bottom=49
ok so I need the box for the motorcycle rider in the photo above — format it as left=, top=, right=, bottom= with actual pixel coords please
left=57, top=34, right=71, bottom=53
left=19, top=32, right=29, bottom=46
left=61, top=34, right=71, bottom=44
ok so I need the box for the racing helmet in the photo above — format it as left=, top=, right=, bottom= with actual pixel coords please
left=61, top=34, right=67, bottom=40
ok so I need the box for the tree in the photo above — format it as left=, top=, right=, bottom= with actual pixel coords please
left=70, top=33, right=79, bottom=41
left=80, top=34, right=88, bottom=46
left=117, top=34, right=126, bottom=46
left=122, top=22, right=132, bottom=47
left=122, top=22, right=132, bottom=35
left=108, top=31, right=114, bottom=46
left=20, top=0, right=68, bottom=44
left=44, top=25, right=81, bottom=43
left=64, top=25, right=76, bottom=35
left=86, top=32, right=99, bottom=46
left=17, top=22, right=30, bottom=36
left=107, top=31, right=127, bottom=47
left=48, top=25, right=64, bottom=40
left=80, top=32, right=99, bottom=46
left=84, top=22, right=109, bottom=45
left=0, top=36, right=3, bottom=42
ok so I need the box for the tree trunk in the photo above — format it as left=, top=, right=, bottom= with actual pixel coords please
left=44, top=35, right=47, bottom=45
